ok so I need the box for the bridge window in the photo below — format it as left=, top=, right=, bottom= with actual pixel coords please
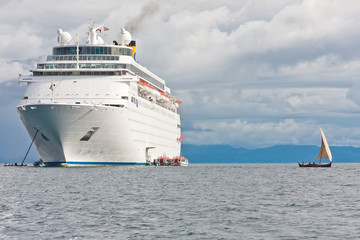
left=53, top=46, right=132, bottom=56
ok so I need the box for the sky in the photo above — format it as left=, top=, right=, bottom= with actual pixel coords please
left=1, top=0, right=360, bottom=161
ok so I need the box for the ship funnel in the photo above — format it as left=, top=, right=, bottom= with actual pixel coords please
left=129, top=40, right=136, bottom=60
left=57, top=29, right=72, bottom=45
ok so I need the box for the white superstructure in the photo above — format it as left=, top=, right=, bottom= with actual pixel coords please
left=17, top=24, right=183, bottom=166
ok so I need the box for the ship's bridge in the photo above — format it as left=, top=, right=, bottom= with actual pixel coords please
left=52, top=45, right=133, bottom=57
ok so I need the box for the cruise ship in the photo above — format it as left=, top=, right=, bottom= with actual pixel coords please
left=17, top=24, right=184, bottom=166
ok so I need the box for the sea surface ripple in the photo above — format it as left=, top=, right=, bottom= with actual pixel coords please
left=1, top=163, right=360, bottom=239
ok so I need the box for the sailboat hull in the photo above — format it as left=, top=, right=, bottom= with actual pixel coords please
left=298, top=162, right=331, bottom=168
left=299, top=128, right=333, bottom=168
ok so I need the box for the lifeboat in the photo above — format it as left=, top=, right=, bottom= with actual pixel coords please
left=172, top=156, right=188, bottom=166
left=138, top=79, right=154, bottom=95
left=156, top=90, right=170, bottom=102
left=179, top=156, right=188, bottom=166
left=157, top=156, right=172, bottom=166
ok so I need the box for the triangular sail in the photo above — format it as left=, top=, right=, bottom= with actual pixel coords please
left=316, top=128, right=332, bottom=162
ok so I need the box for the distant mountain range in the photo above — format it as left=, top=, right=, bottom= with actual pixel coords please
left=1, top=144, right=360, bottom=164
left=181, top=144, right=360, bottom=163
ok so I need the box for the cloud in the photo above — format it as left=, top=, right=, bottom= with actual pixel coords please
left=178, top=86, right=359, bottom=122
left=0, top=23, right=45, bottom=61
left=183, top=119, right=317, bottom=148
left=278, top=55, right=360, bottom=83
left=183, top=118, right=360, bottom=148
left=0, top=60, right=31, bottom=83
left=132, top=0, right=360, bottom=89
left=230, top=0, right=360, bottom=58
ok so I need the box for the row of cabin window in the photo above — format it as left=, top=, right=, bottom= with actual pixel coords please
left=46, top=55, right=120, bottom=61
left=33, top=71, right=123, bottom=76
left=34, top=63, right=164, bottom=89
left=35, top=64, right=165, bottom=90
left=37, top=63, right=127, bottom=69
left=53, top=46, right=132, bottom=56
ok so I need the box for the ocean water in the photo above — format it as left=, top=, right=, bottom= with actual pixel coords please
left=1, top=163, right=360, bottom=240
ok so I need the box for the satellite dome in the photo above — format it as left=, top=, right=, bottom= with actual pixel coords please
left=57, top=29, right=72, bottom=45
left=116, top=28, right=132, bottom=45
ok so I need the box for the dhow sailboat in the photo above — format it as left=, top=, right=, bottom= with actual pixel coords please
left=298, top=128, right=332, bottom=168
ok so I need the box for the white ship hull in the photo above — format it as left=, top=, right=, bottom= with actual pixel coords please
left=17, top=103, right=181, bottom=166
left=17, top=25, right=185, bottom=166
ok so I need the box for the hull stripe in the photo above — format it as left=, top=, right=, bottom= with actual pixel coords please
left=45, top=161, right=146, bottom=166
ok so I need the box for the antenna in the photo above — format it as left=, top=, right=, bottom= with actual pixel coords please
left=76, top=33, right=79, bottom=69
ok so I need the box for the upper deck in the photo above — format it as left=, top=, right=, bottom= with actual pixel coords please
left=28, top=25, right=166, bottom=90
left=18, top=24, right=180, bottom=113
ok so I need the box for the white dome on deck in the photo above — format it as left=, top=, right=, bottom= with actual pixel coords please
left=116, top=28, right=132, bottom=45
left=57, top=29, right=72, bottom=45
